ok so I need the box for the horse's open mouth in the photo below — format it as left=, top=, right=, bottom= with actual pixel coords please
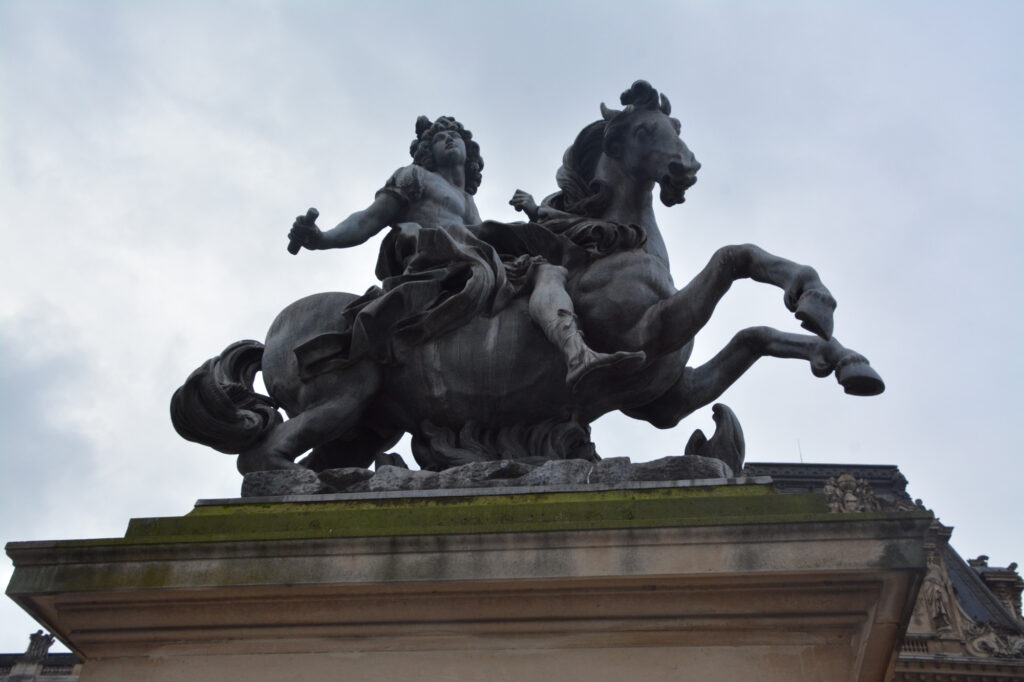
left=659, top=173, right=697, bottom=206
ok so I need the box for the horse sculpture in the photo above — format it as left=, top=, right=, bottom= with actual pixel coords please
left=171, top=81, right=883, bottom=475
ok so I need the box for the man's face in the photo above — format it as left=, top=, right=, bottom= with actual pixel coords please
left=431, top=129, right=466, bottom=169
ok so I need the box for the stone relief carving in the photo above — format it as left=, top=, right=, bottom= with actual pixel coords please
left=965, top=622, right=1024, bottom=659
left=904, top=522, right=1024, bottom=660
left=824, top=473, right=924, bottom=514
left=920, top=555, right=956, bottom=633
left=824, top=474, right=880, bottom=513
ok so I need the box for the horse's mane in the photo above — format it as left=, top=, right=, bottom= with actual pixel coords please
left=544, top=80, right=669, bottom=218
left=544, top=120, right=611, bottom=218
left=539, top=119, right=646, bottom=259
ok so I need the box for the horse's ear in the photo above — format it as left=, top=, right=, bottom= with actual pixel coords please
left=600, top=102, right=621, bottom=120
left=415, top=115, right=432, bottom=136
left=660, top=93, right=671, bottom=115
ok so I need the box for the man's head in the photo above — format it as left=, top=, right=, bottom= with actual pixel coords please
left=410, top=115, right=483, bottom=194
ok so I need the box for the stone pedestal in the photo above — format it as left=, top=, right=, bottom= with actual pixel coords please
left=6, top=479, right=931, bottom=681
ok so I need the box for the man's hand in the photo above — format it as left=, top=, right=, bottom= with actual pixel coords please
left=509, top=189, right=539, bottom=222
left=288, top=208, right=322, bottom=253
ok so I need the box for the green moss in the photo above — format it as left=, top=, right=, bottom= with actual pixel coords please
left=119, top=485, right=835, bottom=544
left=5, top=486, right=933, bottom=595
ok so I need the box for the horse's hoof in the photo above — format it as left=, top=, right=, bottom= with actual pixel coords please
left=569, top=350, right=647, bottom=394
left=795, top=289, right=836, bottom=340
left=835, top=356, right=885, bottom=396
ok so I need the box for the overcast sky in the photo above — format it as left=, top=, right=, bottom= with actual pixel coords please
left=1, top=1, right=1021, bottom=652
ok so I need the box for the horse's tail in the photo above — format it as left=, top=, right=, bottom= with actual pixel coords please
left=170, top=340, right=282, bottom=454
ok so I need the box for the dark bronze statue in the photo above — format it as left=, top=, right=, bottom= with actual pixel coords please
left=172, top=81, right=883, bottom=475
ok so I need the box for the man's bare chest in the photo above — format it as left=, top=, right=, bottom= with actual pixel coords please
left=408, top=175, right=475, bottom=224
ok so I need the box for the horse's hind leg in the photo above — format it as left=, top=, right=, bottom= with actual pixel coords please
left=302, top=426, right=403, bottom=472
left=237, top=362, right=382, bottom=474
left=625, top=326, right=883, bottom=429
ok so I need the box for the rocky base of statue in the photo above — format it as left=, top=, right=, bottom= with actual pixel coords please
left=241, top=454, right=736, bottom=498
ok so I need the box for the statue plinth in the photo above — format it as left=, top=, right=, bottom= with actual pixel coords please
left=6, top=480, right=929, bottom=681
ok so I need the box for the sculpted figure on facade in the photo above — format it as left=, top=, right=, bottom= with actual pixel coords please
left=921, top=556, right=955, bottom=632
left=25, top=630, right=55, bottom=662
left=171, top=81, right=885, bottom=475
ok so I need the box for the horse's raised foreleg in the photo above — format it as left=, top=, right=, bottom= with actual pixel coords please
left=624, top=326, right=883, bottom=429
left=236, top=362, right=382, bottom=474
left=631, top=244, right=837, bottom=357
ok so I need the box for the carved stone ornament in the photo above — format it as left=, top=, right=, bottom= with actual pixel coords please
left=965, top=622, right=1024, bottom=659
left=824, top=474, right=881, bottom=513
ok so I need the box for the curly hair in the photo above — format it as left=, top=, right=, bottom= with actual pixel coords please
left=408, top=115, right=484, bottom=195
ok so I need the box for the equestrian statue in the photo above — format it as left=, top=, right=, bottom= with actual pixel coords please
left=171, top=80, right=884, bottom=475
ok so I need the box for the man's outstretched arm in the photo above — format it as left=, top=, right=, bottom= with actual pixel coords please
left=289, top=193, right=403, bottom=252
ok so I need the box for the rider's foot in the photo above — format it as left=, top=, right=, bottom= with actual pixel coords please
left=793, top=288, right=836, bottom=340
left=567, top=349, right=647, bottom=393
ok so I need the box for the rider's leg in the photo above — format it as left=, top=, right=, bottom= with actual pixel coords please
left=629, top=245, right=837, bottom=358
left=624, top=326, right=883, bottom=429
left=528, top=263, right=645, bottom=390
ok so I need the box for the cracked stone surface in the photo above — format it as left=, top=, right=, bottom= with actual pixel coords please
left=241, top=455, right=735, bottom=498
left=241, top=469, right=325, bottom=497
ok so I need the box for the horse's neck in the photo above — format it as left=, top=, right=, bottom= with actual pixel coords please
left=594, top=157, right=671, bottom=269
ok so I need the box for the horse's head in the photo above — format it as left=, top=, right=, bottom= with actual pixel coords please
left=601, top=80, right=700, bottom=206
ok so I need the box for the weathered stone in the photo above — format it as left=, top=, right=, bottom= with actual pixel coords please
left=7, top=486, right=931, bottom=682
left=318, top=467, right=374, bottom=493
left=367, top=466, right=439, bottom=491
left=241, top=469, right=325, bottom=497
left=590, top=457, right=636, bottom=484
left=632, top=455, right=732, bottom=481
left=300, top=456, right=741, bottom=495
left=513, top=459, right=596, bottom=487
left=437, top=460, right=536, bottom=489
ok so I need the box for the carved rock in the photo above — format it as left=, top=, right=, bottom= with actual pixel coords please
left=589, top=457, right=635, bottom=483
left=367, top=466, right=439, bottom=492
left=237, top=455, right=751, bottom=497
left=436, top=460, right=537, bottom=488
left=319, top=467, right=375, bottom=493
left=514, top=459, right=597, bottom=486
left=241, top=469, right=325, bottom=497
left=633, top=455, right=733, bottom=481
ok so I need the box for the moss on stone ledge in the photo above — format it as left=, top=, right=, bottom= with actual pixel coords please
left=111, top=484, right=865, bottom=545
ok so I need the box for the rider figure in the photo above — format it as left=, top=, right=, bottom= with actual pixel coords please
left=288, top=115, right=643, bottom=389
